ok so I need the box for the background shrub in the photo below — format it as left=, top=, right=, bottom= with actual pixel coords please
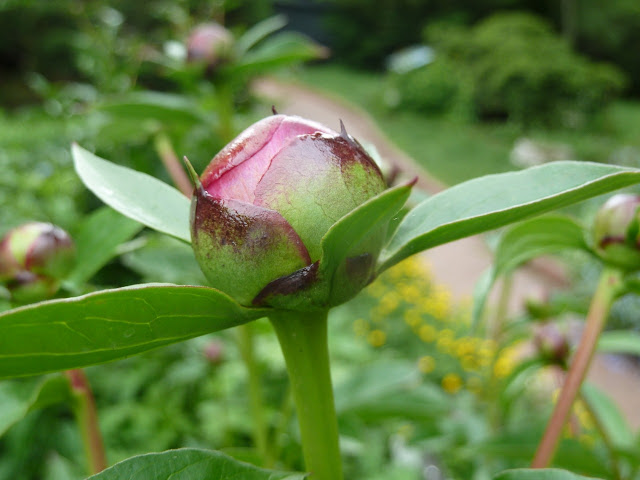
left=421, top=12, right=627, bottom=126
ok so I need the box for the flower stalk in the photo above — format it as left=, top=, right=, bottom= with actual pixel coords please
left=269, top=310, right=343, bottom=480
left=531, top=267, right=622, bottom=468
left=65, top=369, right=107, bottom=475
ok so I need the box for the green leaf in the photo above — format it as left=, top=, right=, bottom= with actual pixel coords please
left=597, top=330, right=640, bottom=356
left=121, top=234, right=207, bottom=285
left=623, top=277, right=640, bottom=295
left=224, top=32, right=326, bottom=79
left=320, top=182, right=412, bottom=289
left=72, top=144, right=191, bottom=242
left=235, top=14, right=288, bottom=56
left=472, top=215, right=589, bottom=325
left=87, top=448, right=307, bottom=480
left=334, top=361, right=448, bottom=421
left=0, top=374, right=70, bottom=436
left=581, top=382, right=634, bottom=450
left=477, top=434, right=609, bottom=477
left=97, top=91, right=210, bottom=127
left=494, top=469, right=604, bottom=480
left=0, top=284, right=268, bottom=379
left=65, top=207, right=143, bottom=289
left=381, top=161, right=640, bottom=271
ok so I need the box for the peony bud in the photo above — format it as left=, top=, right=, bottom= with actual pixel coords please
left=592, top=194, right=640, bottom=270
left=190, top=114, right=387, bottom=309
left=0, top=222, right=76, bottom=303
left=186, top=22, right=233, bottom=68
left=203, top=339, right=225, bottom=365
left=534, top=323, right=570, bottom=367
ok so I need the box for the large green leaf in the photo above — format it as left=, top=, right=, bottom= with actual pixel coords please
left=597, top=330, right=640, bottom=356
left=494, top=469, right=603, bottom=480
left=65, top=207, right=143, bottom=290
left=472, top=215, right=590, bottom=324
left=0, top=374, right=70, bottom=436
left=224, top=32, right=325, bottom=79
left=72, top=144, right=191, bottom=242
left=0, top=284, right=269, bottom=378
left=381, top=161, right=640, bottom=271
left=88, top=449, right=307, bottom=480
left=235, top=14, right=288, bottom=56
left=97, top=91, right=210, bottom=127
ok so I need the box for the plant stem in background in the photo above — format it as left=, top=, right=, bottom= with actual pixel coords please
left=217, top=83, right=236, bottom=143
left=153, top=132, right=193, bottom=197
left=65, top=369, right=107, bottom=475
left=531, top=267, right=622, bottom=468
left=237, top=323, right=272, bottom=466
left=491, top=273, right=513, bottom=341
left=270, top=310, right=343, bottom=480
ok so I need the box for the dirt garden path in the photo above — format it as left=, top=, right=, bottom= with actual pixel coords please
left=254, top=78, right=640, bottom=430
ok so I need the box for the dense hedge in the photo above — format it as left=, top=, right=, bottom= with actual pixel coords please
left=388, top=12, right=627, bottom=126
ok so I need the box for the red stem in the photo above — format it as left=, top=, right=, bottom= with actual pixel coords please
left=65, top=369, right=108, bottom=474
left=531, top=268, right=622, bottom=468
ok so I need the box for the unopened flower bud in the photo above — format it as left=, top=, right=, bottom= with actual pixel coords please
left=186, top=22, right=233, bottom=68
left=190, top=114, right=387, bottom=310
left=203, top=339, right=225, bottom=365
left=592, top=194, right=640, bottom=270
left=534, top=323, right=570, bottom=367
left=0, top=222, right=75, bottom=303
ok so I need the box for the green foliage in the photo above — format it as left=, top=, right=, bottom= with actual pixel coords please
left=424, top=12, right=627, bottom=126
left=386, top=59, right=465, bottom=116
left=493, top=468, right=604, bottom=479
left=0, top=374, right=70, bottom=437
left=577, top=0, right=640, bottom=94
left=0, top=284, right=268, bottom=378
left=72, top=144, right=191, bottom=243
left=381, top=161, right=640, bottom=271
left=65, top=207, right=143, bottom=292
left=88, top=448, right=307, bottom=480
left=472, top=215, right=591, bottom=324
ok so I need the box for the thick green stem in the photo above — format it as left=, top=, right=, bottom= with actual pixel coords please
left=65, top=369, right=107, bottom=475
left=531, top=267, right=622, bottom=468
left=236, top=323, right=272, bottom=466
left=269, top=310, right=343, bottom=480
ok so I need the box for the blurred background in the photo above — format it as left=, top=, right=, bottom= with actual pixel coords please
left=2, top=1, right=640, bottom=479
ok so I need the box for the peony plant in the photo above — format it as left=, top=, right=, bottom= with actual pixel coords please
left=1, top=112, right=640, bottom=480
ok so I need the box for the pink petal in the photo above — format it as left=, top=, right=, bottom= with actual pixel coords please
left=202, top=115, right=336, bottom=204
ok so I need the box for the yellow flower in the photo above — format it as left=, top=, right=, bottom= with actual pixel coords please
left=437, top=336, right=453, bottom=353
left=418, top=355, right=436, bottom=373
left=367, top=329, right=387, bottom=347
left=461, top=354, right=480, bottom=372
left=442, top=373, right=463, bottom=394
left=419, top=324, right=437, bottom=342
left=493, top=355, right=514, bottom=378
left=403, top=309, right=422, bottom=328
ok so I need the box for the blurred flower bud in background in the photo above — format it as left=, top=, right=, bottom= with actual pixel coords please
left=592, top=193, right=640, bottom=270
left=186, top=22, right=233, bottom=69
left=0, top=222, right=75, bottom=303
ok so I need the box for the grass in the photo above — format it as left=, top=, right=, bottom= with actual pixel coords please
left=292, top=64, right=640, bottom=186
